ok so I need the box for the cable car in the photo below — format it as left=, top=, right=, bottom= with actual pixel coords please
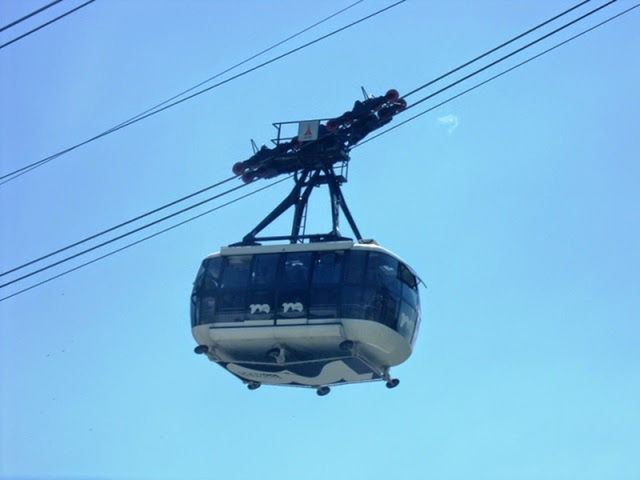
left=191, top=90, right=422, bottom=395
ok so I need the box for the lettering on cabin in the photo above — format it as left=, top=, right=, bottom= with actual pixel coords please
left=249, top=304, right=271, bottom=314
left=282, top=302, right=303, bottom=313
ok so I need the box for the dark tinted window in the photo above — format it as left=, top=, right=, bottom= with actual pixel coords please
left=366, top=252, right=400, bottom=294
left=342, top=285, right=365, bottom=319
left=221, top=256, right=252, bottom=289
left=201, top=257, right=223, bottom=295
left=398, top=263, right=417, bottom=288
left=281, top=252, right=312, bottom=285
left=402, top=282, right=419, bottom=310
left=309, top=287, right=340, bottom=318
left=344, top=250, right=367, bottom=284
left=312, top=251, right=344, bottom=285
left=251, top=253, right=280, bottom=286
left=397, top=301, right=418, bottom=341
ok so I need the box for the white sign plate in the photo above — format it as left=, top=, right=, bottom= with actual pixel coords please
left=297, top=120, right=320, bottom=142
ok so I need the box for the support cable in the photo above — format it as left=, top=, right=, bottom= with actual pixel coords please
left=0, top=175, right=237, bottom=278
left=0, top=0, right=402, bottom=185
left=0, top=180, right=252, bottom=289
left=0, top=0, right=64, bottom=33
left=0, top=0, right=96, bottom=50
left=0, top=176, right=292, bottom=303
left=402, top=0, right=592, bottom=99
left=355, top=3, right=640, bottom=148
left=402, top=0, right=616, bottom=113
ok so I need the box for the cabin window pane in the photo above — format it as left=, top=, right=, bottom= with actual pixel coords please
left=198, top=296, right=218, bottom=324
left=221, top=256, right=252, bottom=289
left=344, top=250, right=367, bottom=284
left=201, top=257, right=223, bottom=295
left=281, top=252, right=312, bottom=285
left=251, top=254, right=280, bottom=287
left=378, top=290, right=398, bottom=329
left=342, top=285, right=364, bottom=319
left=398, top=263, right=417, bottom=288
left=397, top=301, right=418, bottom=341
left=402, top=282, right=419, bottom=309
left=312, top=251, right=344, bottom=285
left=309, top=287, right=340, bottom=318
left=366, top=253, right=400, bottom=295
left=362, top=286, right=378, bottom=321
left=218, top=291, right=245, bottom=322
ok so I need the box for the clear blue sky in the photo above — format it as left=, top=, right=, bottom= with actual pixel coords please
left=1, top=1, right=639, bottom=479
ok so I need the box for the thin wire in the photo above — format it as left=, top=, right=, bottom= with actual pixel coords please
left=404, top=0, right=616, bottom=113
left=0, top=175, right=237, bottom=278
left=0, top=0, right=96, bottom=50
left=0, top=176, right=292, bottom=303
left=0, top=0, right=403, bottom=184
left=402, top=0, right=591, bottom=98
left=107, top=0, right=366, bottom=131
left=0, top=180, right=251, bottom=289
left=0, top=0, right=64, bottom=33
left=356, top=3, right=640, bottom=148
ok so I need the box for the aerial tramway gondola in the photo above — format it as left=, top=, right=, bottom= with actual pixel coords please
left=190, top=89, right=421, bottom=395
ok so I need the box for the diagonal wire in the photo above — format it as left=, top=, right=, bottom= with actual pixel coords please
left=0, top=175, right=237, bottom=278
left=0, top=176, right=292, bottom=303
left=403, top=0, right=616, bottom=113
left=402, top=0, right=592, bottom=99
left=0, top=0, right=96, bottom=50
left=0, top=0, right=64, bottom=33
left=0, top=0, right=403, bottom=185
left=355, top=3, right=640, bottom=149
left=106, top=0, right=366, bottom=132
left=0, top=180, right=251, bottom=289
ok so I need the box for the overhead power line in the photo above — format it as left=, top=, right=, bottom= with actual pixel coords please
left=106, top=0, right=366, bottom=132
left=0, top=175, right=237, bottom=278
left=0, top=176, right=292, bottom=303
left=0, top=0, right=403, bottom=185
left=0, top=0, right=96, bottom=50
left=357, top=3, right=640, bottom=148
left=0, top=0, right=64, bottom=33
left=0, top=180, right=253, bottom=289
left=402, top=0, right=617, bottom=114
left=401, top=0, right=592, bottom=99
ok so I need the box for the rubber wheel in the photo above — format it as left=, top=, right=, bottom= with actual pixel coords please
left=247, top=382, right=261, bottom=390
left=232, top=162, right=244, bottom=176
left=386, top=378, right=400, bottom=389
left=395, top=98, right=407, bottom=111
left=194, top=345, right=209, bottom=355
left=385, top=89, right=399, bottom=103
left=316, top=386, right=330, bottom=396
left=241, top=172, right=254, bottom=184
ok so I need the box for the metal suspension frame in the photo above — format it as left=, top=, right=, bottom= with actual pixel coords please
left=237, top=165, right=362, bottom=246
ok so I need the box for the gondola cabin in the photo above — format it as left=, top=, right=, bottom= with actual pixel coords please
left=191, top=240, right=421, bottom=394
left=191, top=89, right=421, bottom=394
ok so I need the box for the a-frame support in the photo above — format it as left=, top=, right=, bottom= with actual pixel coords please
left=236, top=167, right=363, bottom=246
